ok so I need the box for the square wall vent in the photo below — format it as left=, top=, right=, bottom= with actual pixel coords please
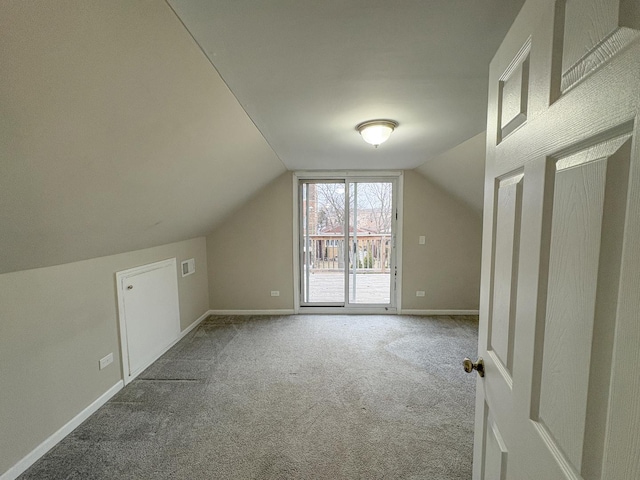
left=181, top=258, right=195, bottom=277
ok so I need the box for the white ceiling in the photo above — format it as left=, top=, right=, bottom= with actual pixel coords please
left=168, top=0, right=525, bottom=170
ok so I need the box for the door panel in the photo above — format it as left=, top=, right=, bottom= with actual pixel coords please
left=484, top=407, right=508, bottom=480
left=536, top=157, right=607, bottom=470
left=516, top=134, right=634, bottom=480
left=562, top=0, right=620, bottom=73
left=531, top=136, right=631, bottom=476
left=556, top=0, right=640, bottom=94
left=497, top=42, right=530, bottom=142
left=473, top=1, right=640, bottom=478
left=488, top=173, right=523, bottom=378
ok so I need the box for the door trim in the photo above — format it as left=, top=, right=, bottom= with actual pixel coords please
left=292, top=171, right=403, bottom=313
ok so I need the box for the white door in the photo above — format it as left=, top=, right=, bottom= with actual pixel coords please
left=471, top=1, right=640, bottom=479
left=116, top=258, right=180, bottom=384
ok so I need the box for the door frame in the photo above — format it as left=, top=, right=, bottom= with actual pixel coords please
left=292, top=171, right=403, bottom=314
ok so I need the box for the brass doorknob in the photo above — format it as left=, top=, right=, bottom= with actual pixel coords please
left=463, top=357, right=485, bottom=377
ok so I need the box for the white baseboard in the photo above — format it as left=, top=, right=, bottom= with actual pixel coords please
left=208, top=309, right=295, bottom=316
left=1, top=310, right=213, bottom=480
left=179, top=310, right=212, bottom=338
left=208, top=309, right=478, bottom=316
left=400, top=309, right=479, bottom=316
left=297, top=307, right=397, bottom=315
left=1, top=381, right=123, bottom=480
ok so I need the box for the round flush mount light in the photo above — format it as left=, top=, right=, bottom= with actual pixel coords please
left=356, top=119, right=398, bottom=148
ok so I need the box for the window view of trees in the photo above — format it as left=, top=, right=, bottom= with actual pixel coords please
left=315, top=183, right=345, bottom=233
left=314, top=182, right=392, bottom=235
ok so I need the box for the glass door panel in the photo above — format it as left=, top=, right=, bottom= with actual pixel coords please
left=300, top=181, right=346, bottom=305
left=348, top=181, right=393, bottom=305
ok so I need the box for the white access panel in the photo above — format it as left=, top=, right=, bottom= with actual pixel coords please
left=116, top=258, right=180, bottom=384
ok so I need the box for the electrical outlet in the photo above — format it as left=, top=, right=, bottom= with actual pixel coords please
left=99, top=353, right=113, bottom=370
left=416, top=291, right=425, bottom=297
left=270, top=291, right=280, bottom=297
left=419, top=236, right=426, bottom=245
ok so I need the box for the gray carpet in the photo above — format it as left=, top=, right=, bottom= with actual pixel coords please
left=19, top=314, right=478, bottom=479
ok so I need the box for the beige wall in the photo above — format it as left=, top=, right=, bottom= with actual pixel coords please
left=0, top=1, right=285, bottom=275
left=206, top=170, right=482, bottom=311
left=414, top=132, right=486, bottom=213
left=0, top=237, right=209, bottom=475
left=402, top=170, right=482, bottom=310
left=207, top=172, right=295, bottom=310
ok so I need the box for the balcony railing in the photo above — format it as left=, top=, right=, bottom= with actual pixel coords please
left=304, top=235, right=391, bottom=272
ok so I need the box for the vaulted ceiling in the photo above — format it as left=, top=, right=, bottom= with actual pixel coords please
left=1, top=1, right=523, bottom=274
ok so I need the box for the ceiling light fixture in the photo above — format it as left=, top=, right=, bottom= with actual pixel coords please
left=356, top=119, right=398, bottom=148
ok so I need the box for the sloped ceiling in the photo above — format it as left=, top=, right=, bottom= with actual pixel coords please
left=0, top=1, right=285, bottom=274
left=1, top=1, right=524, bottom=275
left=167, top=0, right=524, bottom=170
left=414, top=132, right=487, bottom=213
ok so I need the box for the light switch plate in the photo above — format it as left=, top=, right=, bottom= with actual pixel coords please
left=419, top=236, right=426, bottom=245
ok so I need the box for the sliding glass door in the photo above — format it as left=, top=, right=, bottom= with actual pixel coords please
left=299, top=177, right=397, bottom=308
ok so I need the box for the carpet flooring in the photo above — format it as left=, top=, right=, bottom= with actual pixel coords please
left=19, top=314, right=478, bottom=479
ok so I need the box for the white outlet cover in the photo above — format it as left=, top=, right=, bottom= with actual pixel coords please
left=419, top=236, right=426, bottom=245
left=99, top=353, right=114, bottom=370
left=271, top=291, right=280, bottom=296
left=416, top=291, right=425, bottom=297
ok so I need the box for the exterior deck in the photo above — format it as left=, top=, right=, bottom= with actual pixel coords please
left=304, top=272, right=391, bottom=304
